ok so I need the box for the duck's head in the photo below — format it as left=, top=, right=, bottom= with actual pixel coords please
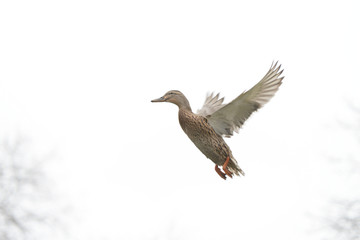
left=151, top=90, right=192, bottom=111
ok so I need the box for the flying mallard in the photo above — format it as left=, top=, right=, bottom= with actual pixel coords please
left=151, top=62, right=284, bottom=179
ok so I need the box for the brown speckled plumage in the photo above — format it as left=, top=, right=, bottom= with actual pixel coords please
left=178, top=108, right=243, bottom=176
left=151, top=62, right=284, bottom=180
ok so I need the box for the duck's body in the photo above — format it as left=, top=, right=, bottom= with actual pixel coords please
left=152, top=62, right=284, bottom=180
left=178, top=108, right=244, bottom=176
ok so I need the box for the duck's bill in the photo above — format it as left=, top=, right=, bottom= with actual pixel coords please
left=151, top=97, right=165, bottom=102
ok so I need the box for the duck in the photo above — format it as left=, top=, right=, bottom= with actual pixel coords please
left=151, top=62, right=284, bottom=180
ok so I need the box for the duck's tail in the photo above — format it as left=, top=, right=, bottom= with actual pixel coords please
left=228, top=157, right=245, bottom=176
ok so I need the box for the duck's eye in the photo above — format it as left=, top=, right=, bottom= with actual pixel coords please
left=169, top=92, right=174, bottom=95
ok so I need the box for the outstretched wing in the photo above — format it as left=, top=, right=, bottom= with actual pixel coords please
left=207, top=62, right=284, bottom=138
left=197, top=92, right=225, bottom=117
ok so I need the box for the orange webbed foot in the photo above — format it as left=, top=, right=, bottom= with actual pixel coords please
left=222, top=156, right=233, bottom=178
left=215, top=165, right=227, bottom=180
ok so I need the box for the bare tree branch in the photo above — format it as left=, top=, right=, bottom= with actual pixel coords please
left=323, top=103, right=360, bottom=240
left=325, top=200, right=360, bottom=240
left=0, top=136, right=66, bottom=240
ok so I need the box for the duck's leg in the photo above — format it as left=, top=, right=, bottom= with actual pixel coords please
left=222, top=156, right=233, bottom=178
left=215, top=165, right=227, bottom=180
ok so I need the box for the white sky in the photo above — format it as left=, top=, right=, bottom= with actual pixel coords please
left=1, top=0, right=360, bottom=239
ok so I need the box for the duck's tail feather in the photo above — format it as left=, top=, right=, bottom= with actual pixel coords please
left=228, top=157, right=245, bottom=176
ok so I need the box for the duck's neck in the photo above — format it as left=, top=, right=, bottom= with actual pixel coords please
left=176, top=97, right=192, bottom=112
left=180, top=104, right=192, bottom=112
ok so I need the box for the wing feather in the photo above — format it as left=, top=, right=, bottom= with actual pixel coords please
left=207, top=62, right=284, bottom=137
left=197, top=92, right=225, bottom=117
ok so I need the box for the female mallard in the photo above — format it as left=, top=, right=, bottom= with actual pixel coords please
left=151, top=62, right=284, bottom=180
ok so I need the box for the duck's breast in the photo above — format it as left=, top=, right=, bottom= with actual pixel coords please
left=178, top=109, right=230, bottom=164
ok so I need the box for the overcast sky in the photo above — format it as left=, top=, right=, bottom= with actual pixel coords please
left=1, top=0, right=359, bottom=239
